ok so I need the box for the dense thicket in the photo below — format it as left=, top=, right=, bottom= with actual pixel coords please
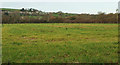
left=2, top=8, right=118, bottom=23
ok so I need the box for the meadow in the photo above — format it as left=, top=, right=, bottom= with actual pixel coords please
left=2, top=23, right=118, bottom=63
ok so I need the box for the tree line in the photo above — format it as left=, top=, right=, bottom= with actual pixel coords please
left=2, top=8, right=118, bottom=24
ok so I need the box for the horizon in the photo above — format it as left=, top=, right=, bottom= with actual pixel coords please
left=0, top=2, right=118, bottom=14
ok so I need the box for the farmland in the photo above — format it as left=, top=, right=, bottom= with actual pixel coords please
left=2, top=23, right=118, bottom=63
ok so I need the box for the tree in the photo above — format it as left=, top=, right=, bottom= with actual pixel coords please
left=20, top=8, right=25, bottom=11
left=57, top=11, right=63, bottom=17
left=97, top=11, right=105, bottom=15
left=97, top=11, right=106, bottom=23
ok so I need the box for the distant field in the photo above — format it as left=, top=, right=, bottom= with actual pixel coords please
left=2, top=23, right=118, bottom=63
left=1, top=8, right=20, bottom=11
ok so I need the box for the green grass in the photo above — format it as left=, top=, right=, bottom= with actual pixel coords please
left=52, top=13, right=77, bottom=17
left=1, top=8, right=20, bottom=11
left=2, top=23, right=118, bottom=63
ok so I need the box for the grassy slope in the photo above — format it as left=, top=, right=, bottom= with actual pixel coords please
left=1, top=8, right=77, bottom=18
left=1, top=8, right=20, bottom=11
left=2, top=23, right=118, bottom=63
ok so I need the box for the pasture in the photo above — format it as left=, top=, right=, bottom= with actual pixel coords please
left=2, top=23, right=118, bottom=63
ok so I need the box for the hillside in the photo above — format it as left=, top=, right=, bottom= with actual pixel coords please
left=1, top=8, right=20, bottom=11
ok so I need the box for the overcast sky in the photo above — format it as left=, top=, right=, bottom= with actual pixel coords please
left=0, top=0, right=119, bottom=14
left=0, top=0, right=119, bottom=2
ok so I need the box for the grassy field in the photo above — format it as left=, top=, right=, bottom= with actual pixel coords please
left=2, top=23, right=118, bottom=63
left=1, top=8, right=20, bottom=11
